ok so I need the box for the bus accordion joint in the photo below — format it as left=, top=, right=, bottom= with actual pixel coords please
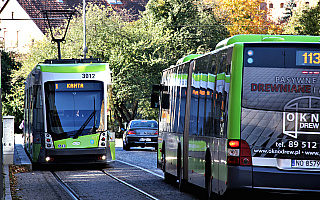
left=227, top=139, right=252, bottom=166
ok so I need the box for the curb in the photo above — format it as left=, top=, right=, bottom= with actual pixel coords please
left=4, top=165, right=12, bottom=200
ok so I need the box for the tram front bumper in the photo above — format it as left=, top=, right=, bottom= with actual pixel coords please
left=45, top=148, right=108, bottom=164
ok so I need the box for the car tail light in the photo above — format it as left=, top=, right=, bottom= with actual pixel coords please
left=128, top=130, right=136, bottom=135
left=154, top=131, right=158, bottom=135
left=227, top=139, right=252, bottom=166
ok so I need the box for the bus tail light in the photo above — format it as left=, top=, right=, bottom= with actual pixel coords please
left=227, top=140, right=252, bottom=166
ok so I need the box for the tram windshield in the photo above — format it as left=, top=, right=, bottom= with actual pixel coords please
left=44, top=81, right=104, bottom=139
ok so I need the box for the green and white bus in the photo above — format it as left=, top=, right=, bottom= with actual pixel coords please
left=24, top=58, right=115, bottom=166
left=153, top=35, right=320, bottom=196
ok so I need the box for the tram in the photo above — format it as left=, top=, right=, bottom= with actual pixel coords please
left=24, top=58, right=115, bottom=165
left=153, top=34, right=320, bottom=196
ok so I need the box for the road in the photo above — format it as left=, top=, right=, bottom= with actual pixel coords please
left=14, top=139, right=199, bottom=200
left=14, top=138, right=316, bottom=200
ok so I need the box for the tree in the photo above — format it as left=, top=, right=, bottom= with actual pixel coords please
left=1, top=52, right=23, bottom=131
left=12, top=4, right=164, bottom=130
left=12, top=1, right=229, bottom=131
left=295, top=2, right=320, bottom=35
left=210, top=0, right=283, bottom=35
left=143, top=0, right=228, bottom=63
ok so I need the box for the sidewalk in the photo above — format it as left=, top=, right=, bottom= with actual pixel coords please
left=4, top=134, right=32, bottom=200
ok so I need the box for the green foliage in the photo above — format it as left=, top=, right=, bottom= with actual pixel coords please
left=1, top=52, right=23, bottom=129
left=143, top=0, right=228, bottom=63
left=11, top=2, right=228, bottom=130
left=295, top=2, right=320, bottom=35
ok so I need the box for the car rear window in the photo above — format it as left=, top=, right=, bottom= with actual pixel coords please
left=130, top=121, right=158, bottom=128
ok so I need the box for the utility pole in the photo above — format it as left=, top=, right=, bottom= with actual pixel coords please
left=83, top=0, right=88, bottom=58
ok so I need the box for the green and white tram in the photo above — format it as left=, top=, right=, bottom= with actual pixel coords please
left=154, top=35, right=320, bottom=195
left=24, top=58, right=115, bottom=165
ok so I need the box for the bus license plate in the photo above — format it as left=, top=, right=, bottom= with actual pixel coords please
left=292, top=160, right=320, bottom=169
left=139, top=138, right=151, bottom=142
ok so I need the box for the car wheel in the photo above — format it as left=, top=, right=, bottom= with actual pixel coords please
left=125, top=142, right=131, bottom=151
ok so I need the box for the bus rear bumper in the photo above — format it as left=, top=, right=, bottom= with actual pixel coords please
left=252, top=166, right=320, bottom=192
left=228, top=165, right=320, bottom=192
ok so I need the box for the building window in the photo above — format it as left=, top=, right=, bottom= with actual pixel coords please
left=280, top=3, right=284, bottom=8
left=306, top=2, right=310, bottom=5
left=269, top=3, right=273, bottom=8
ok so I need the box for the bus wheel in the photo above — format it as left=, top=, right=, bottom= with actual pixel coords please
left=205, top=150, right=212, bottom=199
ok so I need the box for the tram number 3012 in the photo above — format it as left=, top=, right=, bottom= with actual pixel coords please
left=82, top=73, right=95, bottom=79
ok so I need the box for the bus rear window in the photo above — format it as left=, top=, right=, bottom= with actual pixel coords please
left=242, top=44, right=320, bottom=111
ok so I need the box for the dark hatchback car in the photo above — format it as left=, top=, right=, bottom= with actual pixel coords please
left=123, top=120, right=158, bottom=151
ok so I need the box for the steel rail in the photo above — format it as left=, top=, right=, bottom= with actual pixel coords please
left=101, top=170, right=159, bottom=200
left=51, top=171, right=81, bottom=200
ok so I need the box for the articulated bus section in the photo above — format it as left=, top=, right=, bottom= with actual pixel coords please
left=155, top=35, right=320, bottom=196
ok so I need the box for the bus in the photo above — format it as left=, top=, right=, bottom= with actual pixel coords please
left=152, top=35, right=320, bottom=196
left=24, top=58, right=115, bottom=166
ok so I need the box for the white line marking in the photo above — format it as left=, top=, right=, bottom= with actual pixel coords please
left=116, top=159, right=164, bottom=179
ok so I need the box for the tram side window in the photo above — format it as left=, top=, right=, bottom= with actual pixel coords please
left=28, top=88, right=33, bottom=134
left=25, top=89, right=29, bottom=135
left=33, top=85, right=44, bottom=133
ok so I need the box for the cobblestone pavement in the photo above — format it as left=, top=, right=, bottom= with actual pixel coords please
left=15, top=171, right=73, bottom=200
left=115, top=145, right=162, bottom=175
left=55, top=170, right=149, bottom=200
left=104, top=161, right=199, bottom=200
left=14, top=143, right=199, bottom=199
left=13, top=138, right=320, bottom=199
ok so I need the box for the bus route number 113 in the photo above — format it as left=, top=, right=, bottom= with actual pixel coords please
left=302, top=52, right=320, bottom=64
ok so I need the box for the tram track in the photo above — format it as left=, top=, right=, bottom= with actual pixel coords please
left=51, top=160, right=160, bottom=200
left=101, top=169, right=159, bottom=200
left=51, top=171, right=82, bottom=200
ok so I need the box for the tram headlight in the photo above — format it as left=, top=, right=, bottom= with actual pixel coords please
left=102, top=155, right=106, bottom=160
left=45, top=157, right=51, bottom=162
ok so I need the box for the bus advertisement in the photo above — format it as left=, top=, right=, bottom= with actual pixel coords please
left=152, top=35, right=320, bottom=197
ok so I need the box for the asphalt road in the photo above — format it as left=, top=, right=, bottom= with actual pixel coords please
left=14, top=138, right=318, bottom=200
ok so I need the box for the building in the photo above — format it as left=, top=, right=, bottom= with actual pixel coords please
left=0, top=0, right=148, bottom=53
left=266, top=0, right=319, bottom=23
